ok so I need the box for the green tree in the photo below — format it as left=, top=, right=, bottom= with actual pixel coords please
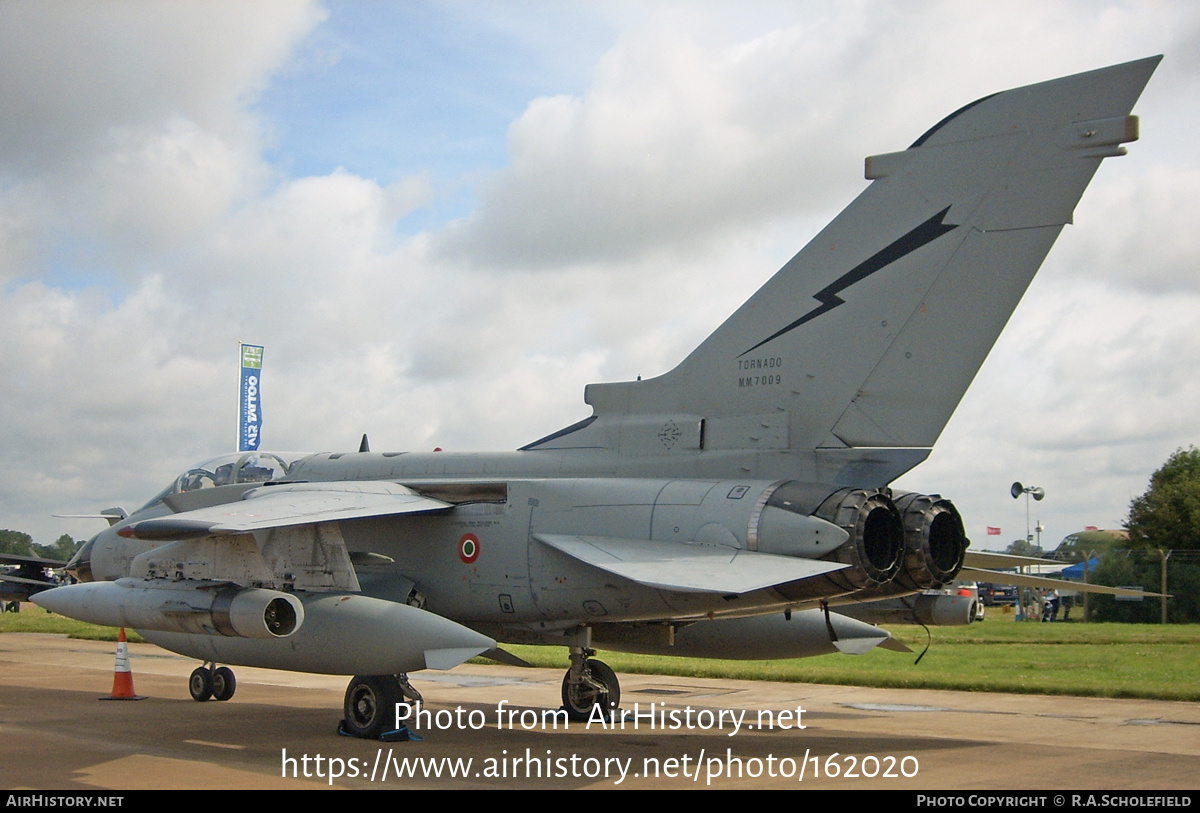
left=32, top=534, right=79, bottom=562
left=1126, top=446, right=1200, bottom=551
left=1004, top=538, right=1043, bottom=557
left=0, top=529, right=35, bottom=557
left=1086, top=447, right=1200, bottom=623
left=1088, top=550, right=1200, bottom=623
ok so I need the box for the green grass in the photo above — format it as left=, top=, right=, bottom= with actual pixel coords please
left=4, top=607, right=1197, bottom=701
left=0, top=608, right=145, bottom=642
left=484, top=615, right=1200, bottom=702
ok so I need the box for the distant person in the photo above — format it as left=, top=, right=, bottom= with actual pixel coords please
left=1041, top=589, right=1059, bottom=622
left=1025, top=590, right=1042, bottom=623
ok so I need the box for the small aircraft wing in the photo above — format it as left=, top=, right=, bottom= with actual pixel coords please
left=963, top=550, right=1061, bottom=570
left=0, top=553, right=66, bottom=602
left=1, top=573, right=60, bottom=602
left=0, top=553, right=67, bottom=569
left=535, top=533, right=848, bottom=594
left=962, top=551, right=1165, bottom=598
left=958, top=567, right=1166, bottom=598
left=118, top=481, right=453, bottom=540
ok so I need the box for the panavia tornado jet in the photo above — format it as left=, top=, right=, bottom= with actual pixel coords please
left=35, top=57, right=1160, bottom=739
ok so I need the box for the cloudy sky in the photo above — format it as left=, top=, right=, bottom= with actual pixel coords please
left=2, top=1, right=1197, bottom=551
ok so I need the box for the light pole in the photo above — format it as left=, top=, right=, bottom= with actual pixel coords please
left=1010, top=481, right=1045, bottom=547
left=1010, top=482, right=1045, bottom=622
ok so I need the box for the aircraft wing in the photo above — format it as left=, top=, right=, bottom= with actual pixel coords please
left=963, top=550, right=1062, bottom=570
left=0, top=552, right=67, bottom=569
left=118, top=481, right=453, bottom=540
left=1, top=573, right=59, bottom=602
left=535, top=533, right=847, bottom=594
left=958, top=567, right=1166, bottom=598
left=0, top=553, right=66, bottom=601
left=962, top=551, right=1165, bottom=598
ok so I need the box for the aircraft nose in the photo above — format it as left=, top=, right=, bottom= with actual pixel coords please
left=65, top=539, right=94, bottom=583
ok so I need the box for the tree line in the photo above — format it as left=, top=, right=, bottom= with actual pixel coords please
left=1019, top=446, right=1200, bottom=623
left=1095, top=446, right=1200, bottom=622
left=0, top=529, right=81, bottom=563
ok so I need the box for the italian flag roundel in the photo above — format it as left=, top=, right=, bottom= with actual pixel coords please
left=458, top=533, right=480, bottom=563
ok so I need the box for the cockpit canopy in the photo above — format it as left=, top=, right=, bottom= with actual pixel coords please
left=141, top=452, right=307, bottom=510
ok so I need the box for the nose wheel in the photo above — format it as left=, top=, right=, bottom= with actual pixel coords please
left=561, top=649, right=620, bottom=722
left=189, top=664, right=237, bottom=702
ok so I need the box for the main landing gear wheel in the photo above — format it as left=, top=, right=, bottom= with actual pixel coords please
left=561, top=658, right=620, bottom=722
left=189, top=666, right=213, bottom=702
left=211, top=666, right=236, bottom=701
left=342, top=675, right=405, bottom=740
left=190, top=664, right=237, bottom=702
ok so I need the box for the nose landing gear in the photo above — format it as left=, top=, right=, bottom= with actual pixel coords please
left=561, top=647, right=620, bottom=722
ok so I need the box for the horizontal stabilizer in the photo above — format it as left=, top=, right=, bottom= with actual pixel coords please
left=535, top=533, right=847, bottom=594
left=120, top=481, right=452, bottom=539
left=959, top=567, right=1167, bottom=598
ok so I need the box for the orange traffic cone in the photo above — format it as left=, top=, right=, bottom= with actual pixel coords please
left=101, top=628, right=145, bottom=701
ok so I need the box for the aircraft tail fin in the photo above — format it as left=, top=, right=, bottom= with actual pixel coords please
left=524, top=57, right=1159, bottom=480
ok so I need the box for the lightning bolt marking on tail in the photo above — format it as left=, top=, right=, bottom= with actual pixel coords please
left=738, top=207, right=957, bottom=358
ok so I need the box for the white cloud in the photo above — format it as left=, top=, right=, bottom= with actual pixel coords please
left=0, top=1, right=323, bottom=172
left=435, top=2, right=1200, bottom=274
left=0, top=1, right=325, bottom=282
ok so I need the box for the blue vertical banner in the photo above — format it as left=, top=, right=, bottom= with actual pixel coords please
left=239, top=343, right=264, bottom=452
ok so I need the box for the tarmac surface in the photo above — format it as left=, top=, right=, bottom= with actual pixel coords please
left=2, top=632, right=1198, bottom=790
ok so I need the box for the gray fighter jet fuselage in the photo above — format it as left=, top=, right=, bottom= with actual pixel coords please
left=36, top=56, right=1161, bottom=738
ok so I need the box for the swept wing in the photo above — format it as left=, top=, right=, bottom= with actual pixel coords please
left=117, top=481, right=452, bottom=539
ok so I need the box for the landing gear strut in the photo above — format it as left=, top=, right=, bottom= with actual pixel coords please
left=189, top=663, right=237, bottom=702
left=561, top=647, right=620, bottom=722
left=341, top=673, right=424, bottom=740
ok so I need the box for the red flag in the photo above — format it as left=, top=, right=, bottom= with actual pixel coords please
left=986, top=526, right=1001, bottom=535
